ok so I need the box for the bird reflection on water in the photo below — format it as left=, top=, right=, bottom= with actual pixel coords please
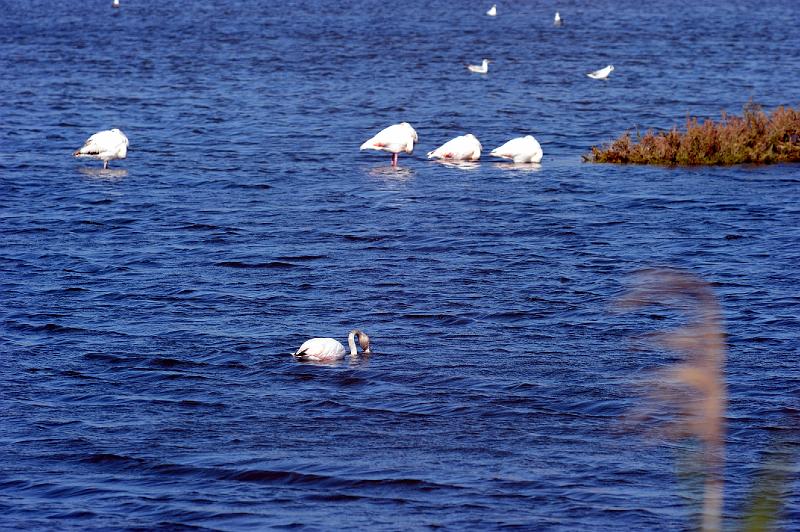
left=367, top=165, right=415, bottom=180
left=432, top=160, right=481, bottom=171
left=293, top=352, right=372, bottom=368
left=78, top=167, right=129, bottom=180
left=493, top=162, right=542, bottom=172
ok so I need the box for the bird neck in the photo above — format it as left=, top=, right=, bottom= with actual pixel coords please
left=347, top=331, right=358, bottom=356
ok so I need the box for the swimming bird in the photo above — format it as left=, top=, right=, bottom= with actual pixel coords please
left=490, top=135, right=543, bottom=163
left=554, top=12, right=562, bottom=26
left=587, top=65, right=614, bottom=79
left=293, top=330, right=371, bottom=362
left=486, top=4, right=497, bottom=16
left=73, top=128, right=129, bottom=169
left=467, top=59, right=490, bottom=74
left=112, top=0, right=120, bottom=7
left=360, top=122, right=418, bottom=167
left=427, top=134, right=482, bottom=161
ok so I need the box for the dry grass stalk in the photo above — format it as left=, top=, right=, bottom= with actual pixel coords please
left=617, top=269, right=726, bottom=531
left=742, top=439, right=797, bottom=532
left=590, top=103, right=800, bottom=165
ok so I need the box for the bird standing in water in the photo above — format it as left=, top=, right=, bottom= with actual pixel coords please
left=73, top=128, right=129, bottom=169
left=360, top=122, right=418, bottom=167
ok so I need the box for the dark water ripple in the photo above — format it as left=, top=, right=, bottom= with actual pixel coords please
left=2, top=0, right=800, bottom=529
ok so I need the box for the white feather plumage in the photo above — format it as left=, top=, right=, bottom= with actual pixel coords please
left=427, top=134, right=482, bottom=161
left=74, top=128, right=129, bottom=169
left=490, top=135, right=543, bottom=163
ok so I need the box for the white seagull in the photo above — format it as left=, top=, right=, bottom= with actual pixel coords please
left=293, top=330, right=371, bottom=362
left=112, top=0, right=120, bottom=7
left=360, top=122, right=418, bottom=167
left=486, top=4, right=497, bottom=16
left=427, top=134, right=482, bottom=161
left=490, top=135, right=543, bottom=163
left=73, top=128, right=129, bottom=169
left=468, top=59, right=490, bottom=74
left=587, top=65, right=614, bottom=79
left=554, top=12, right=562, bottom=26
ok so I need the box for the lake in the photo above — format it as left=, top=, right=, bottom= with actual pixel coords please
left=1, top=0, right=798, bottom=529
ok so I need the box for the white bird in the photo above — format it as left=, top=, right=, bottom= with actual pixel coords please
left=554, top=12, right=562, bottom=26
left=293, top=330, right=371, bottom=362
left=73, top=128, right=129, bottom=169
left=112, top=0, right=120, bottom=7
left=360, top=122, right=418, bottom=167
left=587, top=65, right=614, bottom=79
left=486, top=4, right=497, bottom=16
left=467, top=59, right=490, bottom=74
left=427, top=134, right=482, bottom=161
left=490, top=135, right=543, bottom=163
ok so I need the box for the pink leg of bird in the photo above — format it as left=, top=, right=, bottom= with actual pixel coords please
left=391, top=153, right=398, bottom=167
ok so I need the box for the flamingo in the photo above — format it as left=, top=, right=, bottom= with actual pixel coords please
left=490, top=135, right=543, bottom=163
left=73, top=128, right=129, bottom=169
left=467, top=59, right=490, bottom=74
left=293, top=330, right=371, bottom=362
left=486, top=4, right=497, bottom=17
left=360, top=122, right=418, bottom=167
left=587, top=65, right=614, bottom=79
left=427, top=134, right=482, bottom=161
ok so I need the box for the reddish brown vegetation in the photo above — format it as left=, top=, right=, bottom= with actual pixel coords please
left=590, top=104, right=800, bottom=165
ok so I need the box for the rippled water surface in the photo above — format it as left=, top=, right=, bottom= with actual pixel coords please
left=2, top=0, right=799, bottom=529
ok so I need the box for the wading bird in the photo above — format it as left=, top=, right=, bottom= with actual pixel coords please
left=360, top=122, right=418, bottom=167
left=427, top=134, right=482, bottom=161
left=490, top=135, right=543, bottom=163
left=293, top=330, right=371, bottom=362
left=73, top=128, right=129, bottom=169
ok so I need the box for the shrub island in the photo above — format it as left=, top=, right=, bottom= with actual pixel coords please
left=589, top=104, right=800, bottom=165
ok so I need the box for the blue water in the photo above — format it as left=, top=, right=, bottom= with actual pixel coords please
left=2, top=0, right=799, bottom=529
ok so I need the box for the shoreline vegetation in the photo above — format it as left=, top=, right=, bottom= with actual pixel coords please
left=588, top=104, right=800, bottom=165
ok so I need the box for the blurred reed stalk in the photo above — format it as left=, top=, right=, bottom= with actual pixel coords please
left=589, top=103, right=800, bottom=165
left=742, top=439, right=796, bottom=532
left=617, top=269, right=727, bottom=531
